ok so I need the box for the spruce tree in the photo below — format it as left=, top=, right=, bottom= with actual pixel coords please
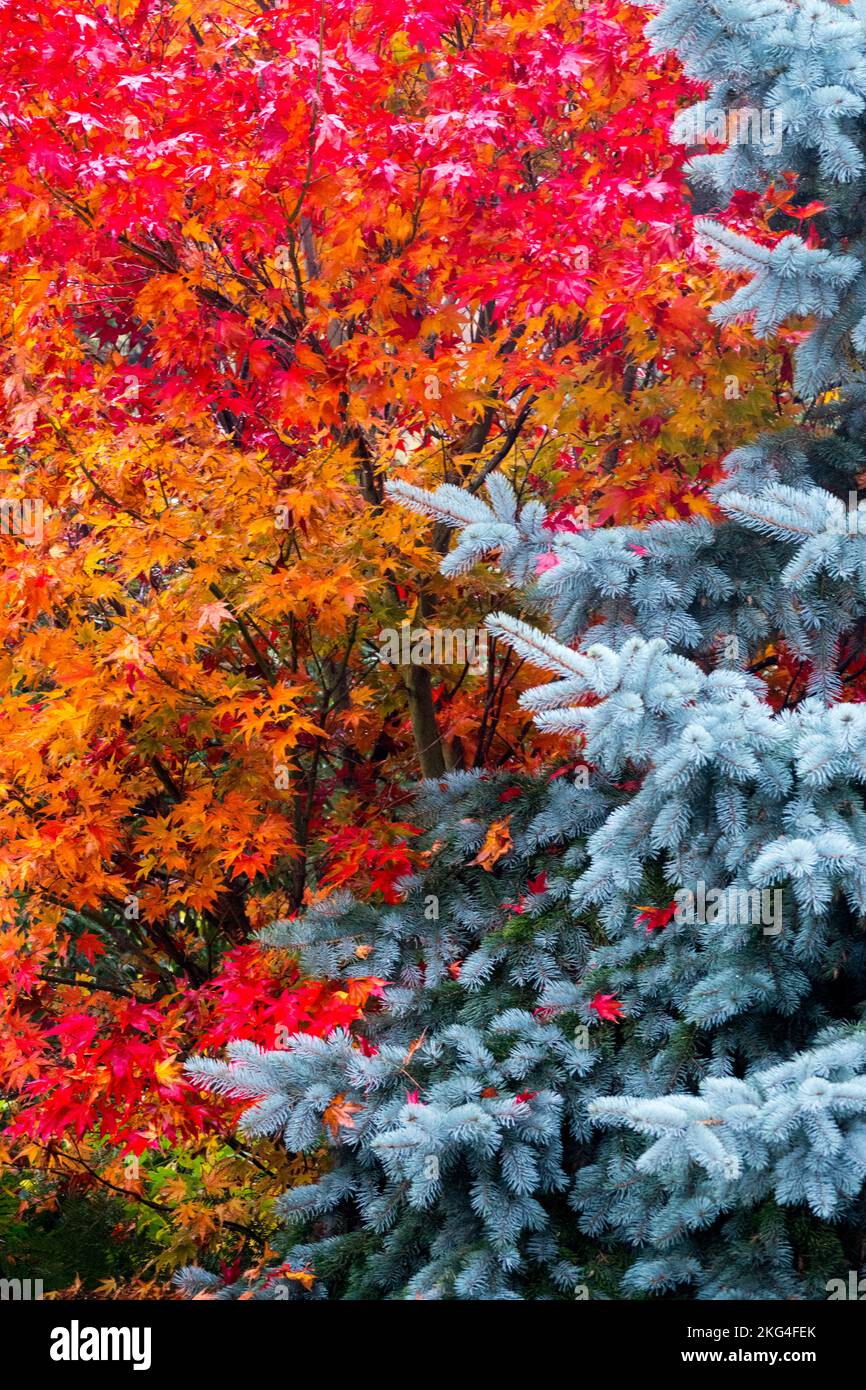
left=181, top=0, right=866, bottom=1300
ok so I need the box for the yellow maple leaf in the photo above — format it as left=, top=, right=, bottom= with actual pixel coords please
left=154, top=1055, right=181, bottom=1087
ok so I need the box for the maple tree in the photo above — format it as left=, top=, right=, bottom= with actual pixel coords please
left=0, top=0, right=790, bottom=1288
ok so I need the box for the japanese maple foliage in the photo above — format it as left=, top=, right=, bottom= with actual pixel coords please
left=3, top=945, right=384, bottom=1153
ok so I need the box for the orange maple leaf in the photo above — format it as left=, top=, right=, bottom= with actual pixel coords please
left=322, top=1093, right=362, bottom=1138
left=402, top=1028, right=427, bottom=1065
left=471, top=816, right=513, bottom=871
left=267, top=1265, right=316, bottom=1291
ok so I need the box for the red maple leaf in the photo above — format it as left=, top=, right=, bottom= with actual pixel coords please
left=75, top=931, right=107, bottom=964
left=590, top=992, right=625, bottom=1023
left=633, top=900, right=678, bottom=935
